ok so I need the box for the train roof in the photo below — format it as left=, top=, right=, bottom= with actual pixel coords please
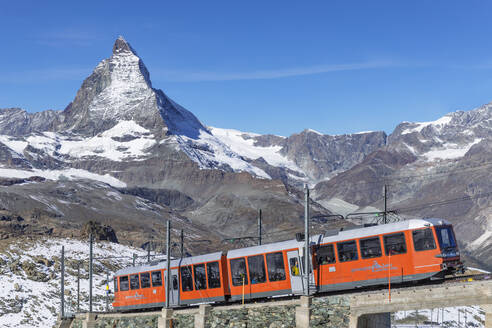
left=227, top=239, right=300, bottom=259
left=115, top=252, right=223, bottom=276
left=226, top=235, right=323, bottom=258
left=321, top=218, right=451, bottom=244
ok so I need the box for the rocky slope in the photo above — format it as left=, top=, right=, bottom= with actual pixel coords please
left=0, top=236, right=149, bottom=328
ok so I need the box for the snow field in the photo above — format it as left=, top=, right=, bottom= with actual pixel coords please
left=0, top=237, right=148, bottom=328
left=0, top=167, right=126, bottom=188
left=393, top=306, right=485, bottom=327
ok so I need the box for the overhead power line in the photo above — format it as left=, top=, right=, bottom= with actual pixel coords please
left=321, top=159, right=492, bottom=189
left=393, top=190, right=492, bottom=214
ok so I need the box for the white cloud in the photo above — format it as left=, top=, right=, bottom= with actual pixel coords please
left=154, top=60, right=399, bottom=82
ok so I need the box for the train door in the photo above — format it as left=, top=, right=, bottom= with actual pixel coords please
left=165, top=268, right=180, bottom=307
left=287, top=250, right=304, bottom=294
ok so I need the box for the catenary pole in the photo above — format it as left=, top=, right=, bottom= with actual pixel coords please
left=60, top=246, right=65, bottom=318
left=165, top=220, right=171, bottom=308
left=77, top=262, right=80, bottom=312
left=258, top=209, right=262, bottom=246
left=106, top=271, right=109, bottom=312
left=383, top=184, right=388, bottom=224
left=304, top=184, right=310, bottom=296
left=89, top=233, right=93, bottom=313
left=147, top=244, right=151, bottom=263
left=180, top=229, right=184, bottom=258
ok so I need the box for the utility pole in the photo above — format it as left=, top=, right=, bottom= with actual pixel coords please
left=257, top=209, right=262, bottom=246
left=165, top=220, right=171, bottom=308
left=180, top=229, right=184, bottom=258
left=147, top=244, right=151, bottom=263
left=77, top=262, right=80, bottom=313
left=304, top=184, right=310, bottom=296
left=60, top=246, right=65, bottom=318
left=383, top=184, right=388, bottom=224
left=105, top=272, right=109, bottom=312
left=89, top=233, right=93, bottom=313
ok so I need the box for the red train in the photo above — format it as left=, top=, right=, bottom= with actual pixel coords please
left=112, top=218, right=463, bottom=311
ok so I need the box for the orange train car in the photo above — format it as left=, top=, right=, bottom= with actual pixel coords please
left=113, top=252, right=229, bottom=311
left=313, top=218, right=462, bottom=292
left=226, top=239, right=307, bottom=301
left=112, top=218, right=463, bottom=310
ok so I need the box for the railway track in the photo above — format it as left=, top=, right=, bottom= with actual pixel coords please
left=442, top=272, right=490, bottom=284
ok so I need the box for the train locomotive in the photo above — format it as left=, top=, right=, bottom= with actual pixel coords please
left=112, top=218, right=463, bottom=311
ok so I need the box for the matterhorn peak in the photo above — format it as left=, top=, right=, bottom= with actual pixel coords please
left=112, top=35, right=137, bottom=55
left=58, top=37, right=207, bottom=139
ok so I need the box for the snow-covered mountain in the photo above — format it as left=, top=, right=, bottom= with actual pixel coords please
left=389, top=102, right=492, bottom=162
left=0, top=37, right=387, bottom=188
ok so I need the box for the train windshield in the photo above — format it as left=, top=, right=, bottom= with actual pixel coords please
left=435, top=226, right=456, bottom=249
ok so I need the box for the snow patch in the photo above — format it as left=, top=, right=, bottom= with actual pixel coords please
left=0, top=136, right=28, bottom=155
left=0, top=167, right=126, bottom=188
left=423, top=138, right=481, bottom=161
left=106, top=191, right=123, bottom=201
left=402, top=115, right=453, bottom=135
left=0, top=121, right=156, bottom=162
left=305, top=129, right=323, bottom=135
left=168, top=128, right=273, bottom=179
left=59, top=121, right=155, bottom=161
left=404, top=143, right=417, bottom=155
left=315, top=197, right=359, bottom=216
left=393, top=306, right=484, bottom=328
left=468, top=218, right=492, bottom=249
left=211, top=127, right=303, bottom=173
left=100, top=120, right=151, bottom=138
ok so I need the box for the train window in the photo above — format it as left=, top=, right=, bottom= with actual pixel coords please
left=151, top=270, right=162, bottom=287
left=180, top=266, right=194, bottom=291
left=384, top=233, right=407, bottom=255
left=413, top=229, right=436, bottom=251
left=360, top=237, right=382, bottom=259
left=172, top=275, right=178, bottom=290
left=206, top=261, right=221, bottom=289
left=113, top=277, right=118, bottom=292
left=337, top=241, right=358, bottom=262
left=316, top=244, right=336, bottom=264
left=266, top=252, right=286, bottom=282
left=140, top=272, right=151, bottom=288
left=289, top=257, right=300, bottom=276
left=248, top=255, right=266, bottom=284
left=230, top=258, right=248, bottom=286
left=194, top=264, right=207, bottom=290
left=130, top=274, right=140, bottom=290
left=119, top=276, right=129, bottom=291
left=435, top=226, right=456, bottom=249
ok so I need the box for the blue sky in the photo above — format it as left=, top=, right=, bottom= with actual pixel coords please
left=2, top=1, right=492, bottom=136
